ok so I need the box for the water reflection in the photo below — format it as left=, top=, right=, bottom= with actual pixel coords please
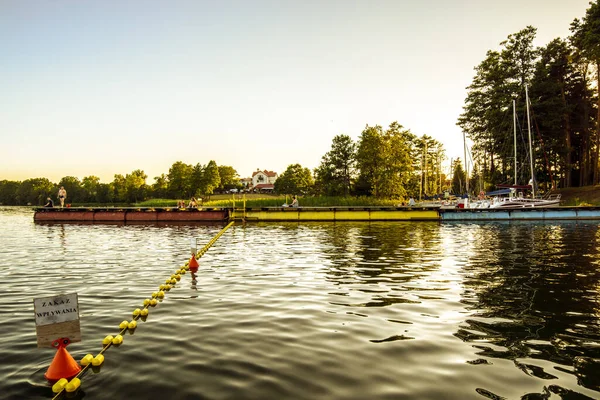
left=456, top=222, right=600, bottom=393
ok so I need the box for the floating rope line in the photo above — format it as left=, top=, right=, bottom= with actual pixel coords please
left=51, top=221, right=235, bottom=398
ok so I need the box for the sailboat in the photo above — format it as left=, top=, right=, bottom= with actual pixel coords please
left=488, top=85, right=561, bottom=209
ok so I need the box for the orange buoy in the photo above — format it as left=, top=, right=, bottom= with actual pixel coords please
left=188, top=254, right=199, bottom=272
left=45, top=338, right=82, bottom=382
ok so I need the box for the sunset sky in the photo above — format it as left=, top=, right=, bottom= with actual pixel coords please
left=0, top=0, right=592, bottom=183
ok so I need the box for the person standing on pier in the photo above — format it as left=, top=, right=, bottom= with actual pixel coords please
left=58, top=186, right=67, bottom=207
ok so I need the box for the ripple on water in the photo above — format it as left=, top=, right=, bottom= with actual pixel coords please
left=1, top=211, right=600, bottom=399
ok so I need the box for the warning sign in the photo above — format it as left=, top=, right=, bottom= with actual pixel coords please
left=33, top=293, right=81, bottom=348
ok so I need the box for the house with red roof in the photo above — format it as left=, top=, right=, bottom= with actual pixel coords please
left=251, top=169, right=278, bottom=192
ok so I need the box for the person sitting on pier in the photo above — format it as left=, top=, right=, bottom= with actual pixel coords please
left=188, top=197, right=198, bottom=209
left=44, top=197, right=54, bottom=207
left=408, top=197, right=416, bottom=206
left=290, top=196, right=299, bottom=207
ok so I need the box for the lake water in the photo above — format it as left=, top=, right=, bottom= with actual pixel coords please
left=1, top=206, right=599, bottom=400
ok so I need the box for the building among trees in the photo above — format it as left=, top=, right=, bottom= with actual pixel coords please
left=251, top=169, right=278, bottom=192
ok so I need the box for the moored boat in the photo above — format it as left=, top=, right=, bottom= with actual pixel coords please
left=488, top=187, right=561, bottom=209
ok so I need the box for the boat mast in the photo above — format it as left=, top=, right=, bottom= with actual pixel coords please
left=525, top=84, right=535, bottom=198
left=463, top=130, right=469, bottom=196
left=513, top=99, right=517, bottom=186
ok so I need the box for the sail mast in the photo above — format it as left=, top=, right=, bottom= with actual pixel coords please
left=525, top=84, right=535, bottom=198
left=463, top=130, right=468, bottom=196
left=513, top=99, right=517, bottom=186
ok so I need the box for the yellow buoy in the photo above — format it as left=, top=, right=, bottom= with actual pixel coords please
left=170, top=279, right=177, bottom=285
left=112, top=334, right=123, bottom=345
left=102, top=335, right=114, bottom=345
left=143, top=298, right=151, bottom=306
left=157, top=291, right=165, bottom=299
left=150, top=299, right=158, bottom=306
left=80, top=354, right=93, bottom=366
left=128, top=320, right=137, bottom=329
left=140, top=308, right=149, bottom=316
left=92, top=354, right=105, bottom=366
left=175, top=274, right=181, bottom=281
left=119, top=320, right=128, bottom=329
left=65, top=377, right=81, bottom=393
left=52, top=378, right=68, bottom=393
left=133, top=308, right=141, bottom=317
left=152, top=292, right=158, bottom=298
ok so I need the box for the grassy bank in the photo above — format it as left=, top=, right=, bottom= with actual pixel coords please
left=553, top=185, right=600, bottom=206
left=136, top=194, right=402, bottom=208
left=127, top=186, right=600, bottom=208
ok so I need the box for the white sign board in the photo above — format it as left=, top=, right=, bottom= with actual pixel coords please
left=34, top=293, right=79, bottom=326
left=33, top=293, right=81, bottom=347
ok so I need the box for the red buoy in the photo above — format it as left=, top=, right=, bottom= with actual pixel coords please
left=188, top=254, right=199, bottom=272
left=45, top=338, right=81, bottom=382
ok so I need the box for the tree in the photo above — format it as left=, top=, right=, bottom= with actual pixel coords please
left=167, top=161, right=193, bottom=199
left=571, top=1, right=600, bottom=184
left=96, top=183, right=114, bottom=204
left=124, top=169, right=148, bottom=203
left=17, top=178, right=54, bottom=205
left=378, top=122, right=414, bottom=199
left=0, top=180, right=20, bottom=205
left=151, top=174, right=169, bottom=199
left=314, top=134, right=356, bottom=196
left=190, top=163, right=204, bottom=197
left=414, top=135, right=447, bottom=198
left=355, top=122, right=415, bottom=198
left=451, top=159, right=467, bottom=195
left=274, top=163, right=314, bottom=195
left=112, top=174, right=127, bottom=203
left=199, top=160, right=221, bottom=197
left=81, top=176, right=100, bottom=203
left=356, top=125, right=385, bottom=196
left=217, top=166, right=239, bottom=191
left=313, top=153, right=336, bottom=196
left=529, top=38, right=582, bottom=189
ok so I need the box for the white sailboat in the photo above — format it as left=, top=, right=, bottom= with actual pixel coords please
left=488, top=85, right=561, bottom=209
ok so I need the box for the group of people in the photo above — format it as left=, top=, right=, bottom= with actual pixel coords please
left=44, top=187, right=67, bottom=208
left=177, top=198, right=199, bottom=209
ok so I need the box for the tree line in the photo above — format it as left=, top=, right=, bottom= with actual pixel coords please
left=458, top=1, right=600, bottom=192
left=1, top=122, right=450, bottom=205
left=0, top=161, right=239, bottom=206
left=276, top=122, right=448, bottom=199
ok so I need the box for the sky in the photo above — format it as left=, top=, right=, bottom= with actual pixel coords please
left=0, top=0, right=593, bottom=184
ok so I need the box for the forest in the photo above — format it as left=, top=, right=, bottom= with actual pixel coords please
left=1, top=1, right=599, bottom=206
left=458, top=1, right=600, bottom=192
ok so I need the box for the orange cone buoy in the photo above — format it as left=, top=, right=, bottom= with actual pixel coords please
left=45, top=338, right=81, bottom=382
left=188, top=254, right=199, bottom=272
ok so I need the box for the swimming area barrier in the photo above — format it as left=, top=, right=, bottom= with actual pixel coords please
left=50, top=221, right=235, bottom=398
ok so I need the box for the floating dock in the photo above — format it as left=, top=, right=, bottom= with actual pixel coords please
left=33, top=206, right=600, bottom=222
left=33, top=207, right=228, bottom=223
